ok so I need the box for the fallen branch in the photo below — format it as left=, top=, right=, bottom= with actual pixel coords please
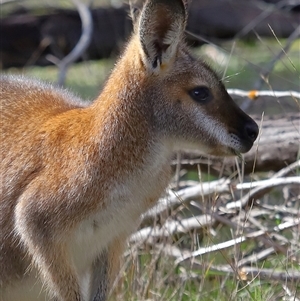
left=183, top=262, right=300, bottom=282
left=175, top=219, right=300, bottom=263
left=237, top=246, right=278, bottom=267
left=227, top=89, right=300, bottom=100
left=142, top=174, right=299, bottom=221
left=154, top=243, right=300, bottom=282
left=142, top=178, right=229, bottom=220
left=226, top=168, right=300, bottom=210
left=130, top=214, right=214, bottom=244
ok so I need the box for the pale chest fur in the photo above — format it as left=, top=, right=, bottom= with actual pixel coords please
left=69, top=145, right=172, bottom=275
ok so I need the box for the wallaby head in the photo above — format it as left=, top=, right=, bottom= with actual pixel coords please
left=0, top=0, right=258, bottom=301
left=126, top=0, right=258, bottom=157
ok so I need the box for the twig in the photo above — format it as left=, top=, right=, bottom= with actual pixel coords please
left=157, top=242, right=300, bottom=282
left=237, top=247, right=278, bottom=267
left=228, top=89, right=300, bottom=100
left=272, top=160, right=300, bottom=178
left=176, top=231, right=263, bottom=263
left=258, top=203, right=300, bottom=216
left=142, top=178, right=229, bottom=220
left=255, top=24, right=300, bottom=91
left=234, top=177, right=300, bottom=190
left=242, top=209, right=291, bottom=256
left=282, top=284, right=300, bottom=301
left=158, top=243, right=192, bottom=260
left=140, top=172, right=300, bottom=225
left=241, top=24, right=300, bottom=111
left=46, top=0, right=93, bottom=86
left=142, top=175, right=300, bottom=218
left=234, top=3, right=278, bottom=39
left=130, top=214, right=214, bottom=244
left=226, top=174, right=300, bottom=211
left=175, top=219, right=300, bottom=264
left=182, top=261, right=300, bottom=282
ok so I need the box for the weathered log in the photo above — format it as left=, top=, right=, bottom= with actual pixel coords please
left=1, top=0, right=299, bottom=68
left=174, top=113, right=299, bottom=175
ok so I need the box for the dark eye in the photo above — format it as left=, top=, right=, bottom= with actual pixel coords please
left=189, top=86, right=211, bottom=103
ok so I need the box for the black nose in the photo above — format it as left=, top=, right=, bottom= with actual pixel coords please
left=245, top=121, right=259, bottom=143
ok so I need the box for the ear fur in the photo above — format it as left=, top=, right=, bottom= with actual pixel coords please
left=129, top=0, right=144, bottom=27
left=134, top=0, right=186, bottom=73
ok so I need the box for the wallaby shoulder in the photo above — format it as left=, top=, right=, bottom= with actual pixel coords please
left=1, top=75, right=87, bottom=108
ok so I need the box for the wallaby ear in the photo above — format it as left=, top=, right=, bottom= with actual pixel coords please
left=129, top=0, right=144, bottom=26
left=182, top=0, right=192, bottom=11
left=137, top=0, right=186, bottom=73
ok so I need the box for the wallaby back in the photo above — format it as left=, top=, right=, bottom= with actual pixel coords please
left=0, top=0, right=258, bottom=300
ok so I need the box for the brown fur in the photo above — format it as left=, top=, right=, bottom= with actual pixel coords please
left=0, top=0, right=258, bottom=300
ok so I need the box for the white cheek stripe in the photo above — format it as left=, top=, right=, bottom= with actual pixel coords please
left=194, top=110, right=231, bottom=146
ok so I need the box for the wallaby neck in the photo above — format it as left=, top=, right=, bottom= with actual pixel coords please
left=88, top=40, right=173, bottom=176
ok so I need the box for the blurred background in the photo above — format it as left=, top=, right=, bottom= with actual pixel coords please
left=1, top=0, right=299, bottom=105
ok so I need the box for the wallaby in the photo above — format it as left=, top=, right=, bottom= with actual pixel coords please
left=0, top=0, right=258, bottom=300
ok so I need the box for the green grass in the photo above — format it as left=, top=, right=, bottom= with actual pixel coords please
left=109, top=245, right=300, bottom=300
left=4, top=59, right=114, bottom=100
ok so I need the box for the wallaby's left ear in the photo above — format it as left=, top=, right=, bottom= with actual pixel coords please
left=129, top=0, right=144, bottom=27
left=137, top=0, right=186, bottom=73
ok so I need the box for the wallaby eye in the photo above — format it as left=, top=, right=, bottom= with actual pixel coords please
left=189, top=86, right=211, bottom=103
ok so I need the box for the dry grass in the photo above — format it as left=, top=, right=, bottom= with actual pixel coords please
left=107, top=160, right=300, bottom=301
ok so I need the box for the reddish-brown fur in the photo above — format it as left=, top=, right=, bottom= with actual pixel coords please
left=0, top=0, right=258, bottom=300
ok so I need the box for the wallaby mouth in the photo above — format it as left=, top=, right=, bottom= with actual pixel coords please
left=229, top=117, right=259, bottom=154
